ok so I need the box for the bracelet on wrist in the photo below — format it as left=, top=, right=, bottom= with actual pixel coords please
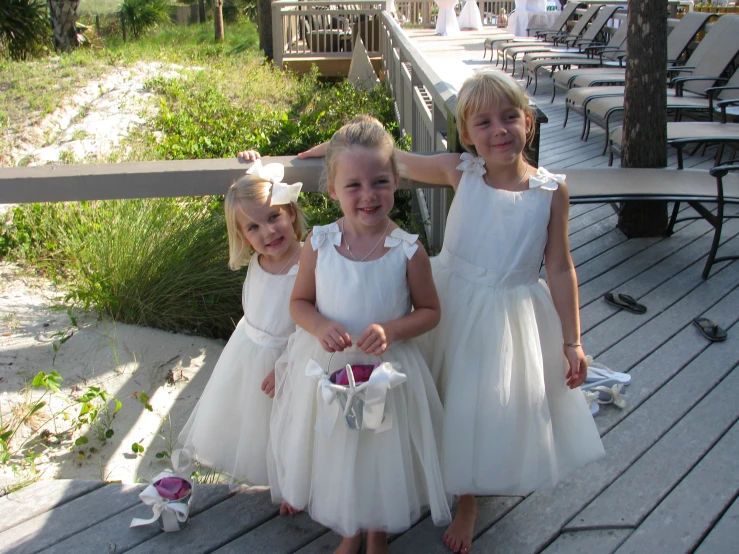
left=564, top=342, right=582, bottom=348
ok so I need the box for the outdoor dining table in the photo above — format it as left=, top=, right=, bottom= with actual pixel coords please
left=435, top=0, right=461, bottom=36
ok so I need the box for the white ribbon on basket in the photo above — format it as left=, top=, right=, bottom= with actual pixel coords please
left=246, top=159, right=302, bottom=205
left=306, top=359, right=407, bottom=435
left=130, top=448, right=194, bottom=533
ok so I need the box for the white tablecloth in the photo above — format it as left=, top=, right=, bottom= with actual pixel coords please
left=507, top=9, right=560, bottom=37
left=435, top=0, right=460, bottom=36
left=458, top=0, right=483, bottom=30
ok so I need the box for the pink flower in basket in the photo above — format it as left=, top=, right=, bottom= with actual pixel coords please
left=331, top=363, right=378, bottom=385
left=154, top=477, right=191, bottom=501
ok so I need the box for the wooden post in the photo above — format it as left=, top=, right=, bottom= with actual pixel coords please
left=120, top=12, right=126, bottom=41
left=95, top=14, right=100, bottom=35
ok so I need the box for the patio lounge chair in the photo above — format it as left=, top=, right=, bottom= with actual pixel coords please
left=496, top=3, right=606, bottom=73
left=608, top=121, right=739, bottom=168
left=522, top=20, right=628, bottom=93
left=586, top=68, right=739, bottom=153
left=560, top=165, right=739, bottom=279
left=563, top=15, right=739, bottom=143
left=550, top=11, right=716, bottom=100
left=482, top=2, right=585, bottom=59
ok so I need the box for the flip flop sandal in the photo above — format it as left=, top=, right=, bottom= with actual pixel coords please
left=584, top=355, right=632, bottom=387
left=591, top=383, right=627, bottom=409
left=604, top=292, right=647, bottom=314
left=582, top=389, right=600, bottom=417
left=692, top=317, right=728, bottom=342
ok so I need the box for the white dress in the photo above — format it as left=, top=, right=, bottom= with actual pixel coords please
left=458, top=0, right=483, bottom=30
left=425, top=154, right=605, bottom=496
left=269, top=224, right=451, bottom=537
left=179, top=255, right=298, bottom=486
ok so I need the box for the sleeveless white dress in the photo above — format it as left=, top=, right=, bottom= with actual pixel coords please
left=179, top=255, right=298, bottom=486
left=425, top=153, right=605, bottom=496
left=268, top=223, right=451, bottom=537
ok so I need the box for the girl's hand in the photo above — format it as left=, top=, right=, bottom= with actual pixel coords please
left=237, top=150, right=261, bottom=162
left=318, top=321, right=352, bottom=352
left=261, top=369, right=276, bottom=398
left=297, top=142, right=327, bottom=159
left=564, top=344, right=588, bottom=389
left=358, top=324, right=392, bottom=355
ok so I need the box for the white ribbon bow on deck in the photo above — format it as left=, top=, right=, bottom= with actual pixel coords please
left=306, top=359, right=407, bottom=434
left=246, top=159, right=303, bottom=205
left=529, top=167, right=566, bottom=191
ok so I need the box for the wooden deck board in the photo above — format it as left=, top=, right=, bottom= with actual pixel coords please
left=566, top=360, right=739, bottom=530
left=38, top=484, right=234, bottom=554
left=612, top=419, right=739, bottom=554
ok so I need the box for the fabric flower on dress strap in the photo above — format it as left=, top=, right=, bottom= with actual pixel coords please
left=529, top=167, right=566, bottom=191
left=310, top=222, right=342, bottom=251
left=246, top=159, right=303, bottom=205
left=384, top=228, right=419, bottom=259
left=455, top=152, right=487, bottom=178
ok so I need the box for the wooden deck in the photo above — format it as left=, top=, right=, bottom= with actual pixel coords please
left=1, top=27, right=738, bottom=554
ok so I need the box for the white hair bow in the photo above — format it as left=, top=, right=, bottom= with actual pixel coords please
left=246, top=159, right=303, bottom=205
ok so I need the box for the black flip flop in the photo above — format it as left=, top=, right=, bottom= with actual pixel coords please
left=692, top=317, right=728, bottom=342
left=604, top=292, right=647, bottom=314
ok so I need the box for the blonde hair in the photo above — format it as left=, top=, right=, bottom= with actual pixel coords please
left=224, top=174, right=307, bottom=270
left=322, top=115, right=399, bottom=193
left=455, top=70, right=536, bottom=157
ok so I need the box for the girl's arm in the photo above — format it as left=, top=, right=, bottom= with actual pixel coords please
left=544, top=183, right=588, bottom=389
left=290, top=233, right=352, bottom=352
left=298, top=144, right=464, bottom=190
left=357, top=241, right=441, bottom=354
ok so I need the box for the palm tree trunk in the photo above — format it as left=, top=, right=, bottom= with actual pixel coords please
left=47, top=0, right=80, bottom=52
left=258, top=0, right=274, bottom=60
left=617, top=0, right=669, bottom=237
left=214, top=0, right=224, bottom=41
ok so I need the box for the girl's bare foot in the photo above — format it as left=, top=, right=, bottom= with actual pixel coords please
left=334, top=534, right=362, bottom=554
left=279, top=502, right=301, bottom=515
left=443, top=495, right=477, bottom=553
left=366, top=530, right=389, bottom=554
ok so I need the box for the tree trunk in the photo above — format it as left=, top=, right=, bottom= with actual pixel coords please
left=214, top=0, right=224, bottom=41
left=257, top=0, right=274, bottom=60
left=617, top=0, right=669, bottom=237
left=47, top=0, right=80, bottom=52
left=199, top=0, right=206, bottom=23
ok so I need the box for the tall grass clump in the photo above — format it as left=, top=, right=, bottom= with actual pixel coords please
left=0, top=0, right=51, bottom=60
left=118, top=0, right=172, bottom=39
left=3, top=198, right=244, bottom=339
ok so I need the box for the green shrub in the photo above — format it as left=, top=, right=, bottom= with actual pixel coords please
left=118, top=0, right=172, bottom=39
left=3, top=198, right=244, bottom=339
left=0, top=0, right=50, bottom=60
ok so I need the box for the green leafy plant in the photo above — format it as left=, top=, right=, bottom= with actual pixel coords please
left=118, top=0, right=171, bottom=39
left=0, top=370, right=122, bottom=474
left=0, top=0, right=51, bottom=60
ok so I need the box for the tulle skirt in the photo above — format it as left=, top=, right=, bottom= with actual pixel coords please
left=269, top=330, right=451, bottom=537
left=424, top=260, right=605, bottom=496
left=179, top=318, right=279, bottom=486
